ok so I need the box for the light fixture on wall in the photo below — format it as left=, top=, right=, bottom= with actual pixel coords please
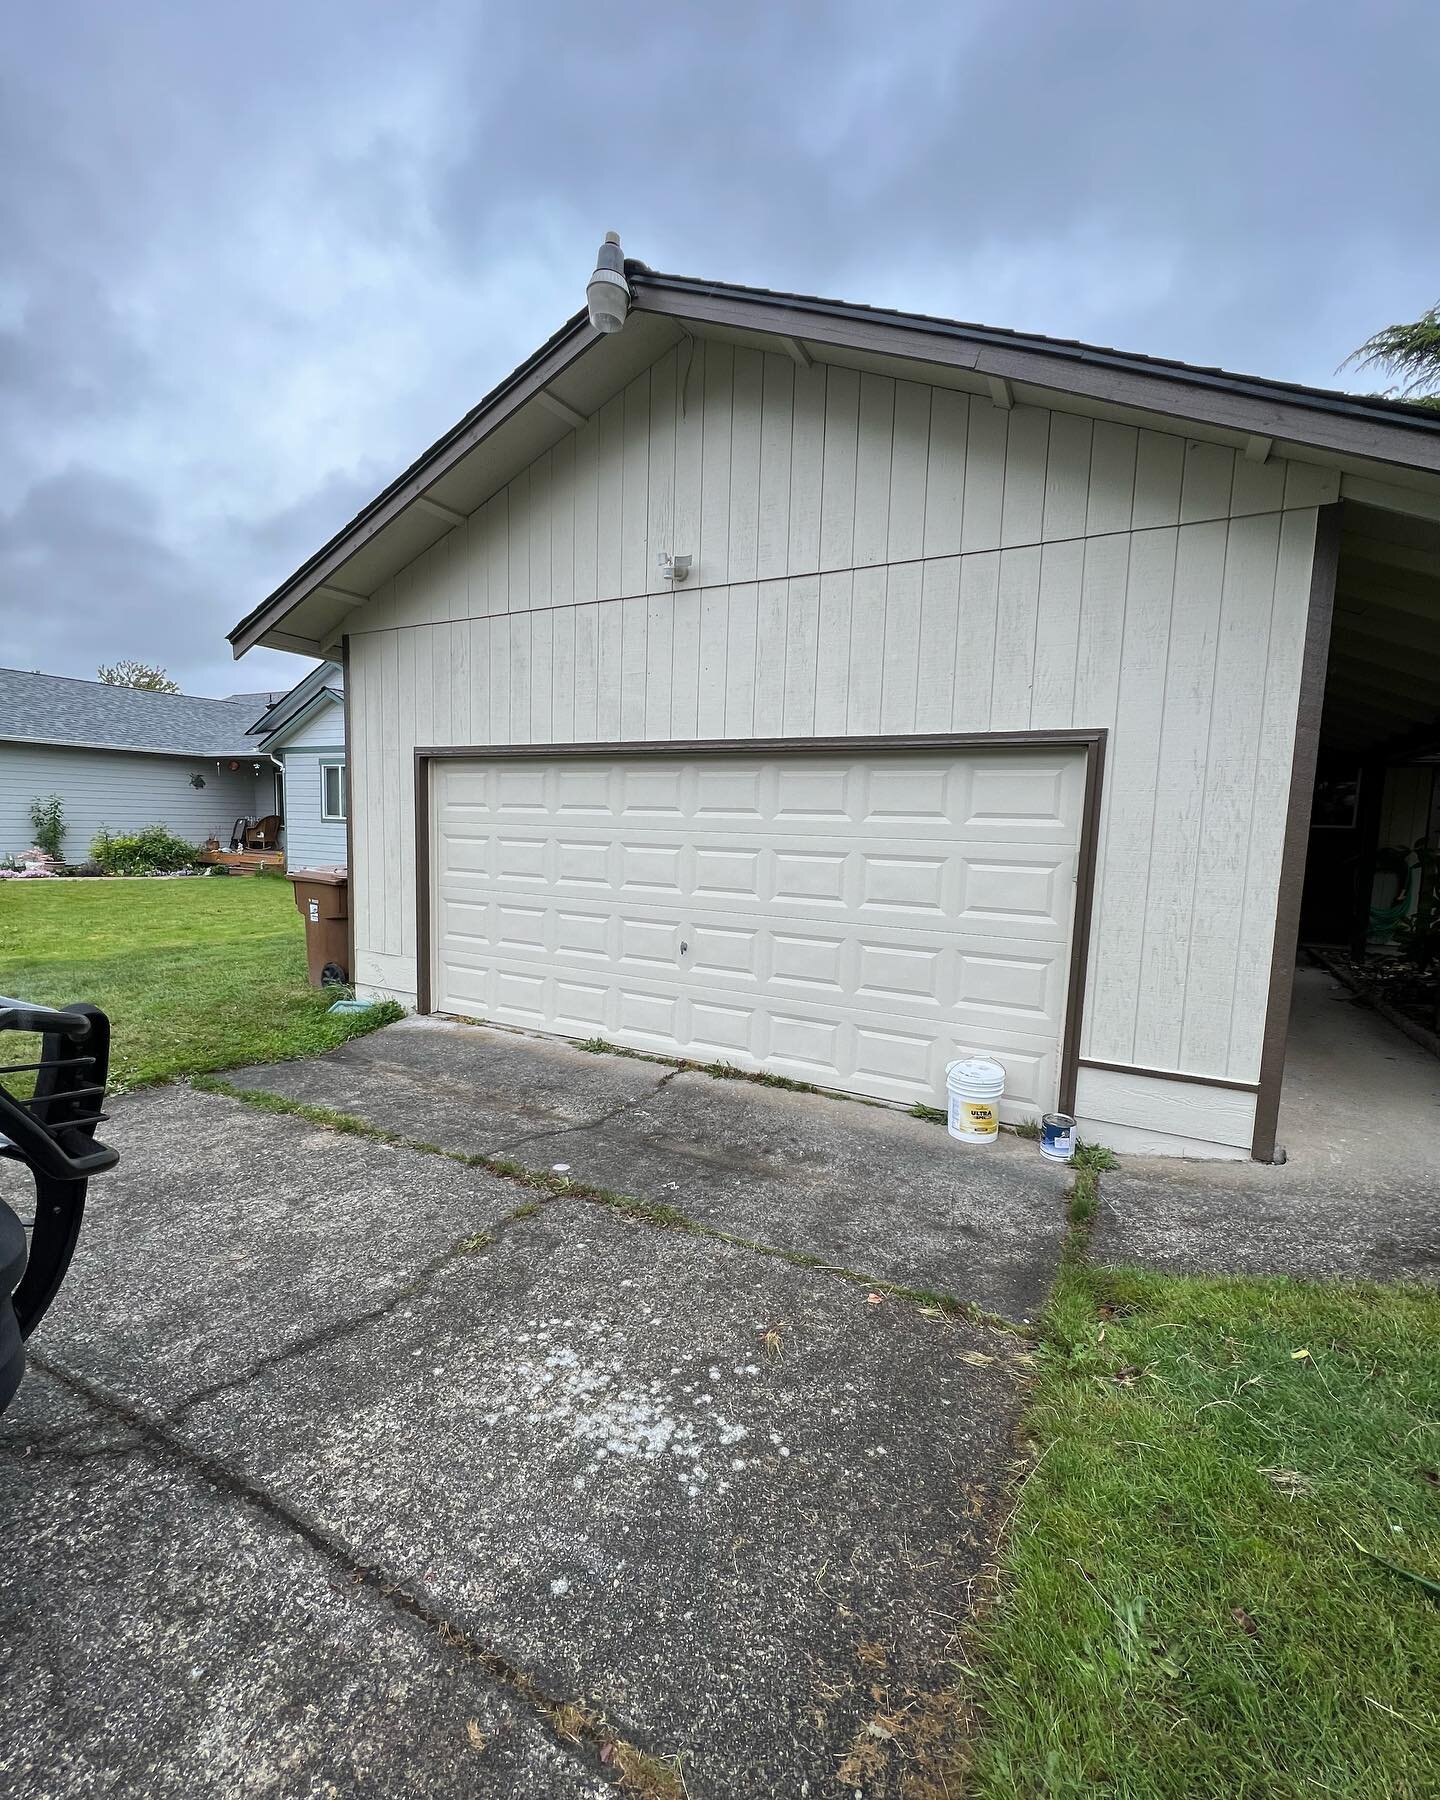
left=586, top=231, right=630, bottom=335
left=189, top=773, right=206, bottom=789
left=657, top=552, right=692, bottom=583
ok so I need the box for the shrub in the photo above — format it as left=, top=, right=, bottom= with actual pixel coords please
left=90, top=825, right=200, bottom=876
left=28, top=794, right=66, bottom=860
left=1392, top=843, right=1440, bottom=972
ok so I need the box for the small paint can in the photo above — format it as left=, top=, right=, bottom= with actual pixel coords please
left=1039, top=1112, right=1076, bottom=1162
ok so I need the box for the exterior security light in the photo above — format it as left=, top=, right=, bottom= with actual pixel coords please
left=586, top=231, right=630, bottom=334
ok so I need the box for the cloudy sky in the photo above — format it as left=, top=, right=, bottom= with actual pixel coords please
left=2, top=1, right=1435, bottom=698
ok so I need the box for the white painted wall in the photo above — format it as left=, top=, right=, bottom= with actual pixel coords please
left=0, top=744, right=265, bottom=860
left=343, top=339, right=1331, bottom=1145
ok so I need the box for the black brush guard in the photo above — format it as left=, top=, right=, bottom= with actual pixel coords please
left=0, top=999, right=119, bottom=1414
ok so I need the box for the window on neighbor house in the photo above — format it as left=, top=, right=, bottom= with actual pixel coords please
left=320, top=760, right=347, bottom=822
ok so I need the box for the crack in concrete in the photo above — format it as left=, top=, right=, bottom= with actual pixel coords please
left=22, top=1352, right=666, bottom=1792
left=484, top=1065, right=680, bottom=1159
left=193, top=1078, right=1041, bottom=1337
left=0, top=1197, right=550, bottom=1457
left=0, top=1433, right=144, bottom=1465
left=153, top=1199, right=547, bottom=1434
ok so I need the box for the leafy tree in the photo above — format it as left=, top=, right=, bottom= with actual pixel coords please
left=96, top=659, right=181, bottom=692
left=1344, top=303, right=1440, bottom=408
left=28, top=794, right=65, bottom=859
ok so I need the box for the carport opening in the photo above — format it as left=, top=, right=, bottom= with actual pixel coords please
left=1285, top=499, right=1440, bottom=1152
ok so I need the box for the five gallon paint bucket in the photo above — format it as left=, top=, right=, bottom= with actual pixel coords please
left=945, top=1057, right=1005, bottom=1144
left=1039, top=1112, right=1077, bottom=1162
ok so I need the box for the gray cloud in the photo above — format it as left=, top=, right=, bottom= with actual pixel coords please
left=2, top=1, right=1436, bottom=698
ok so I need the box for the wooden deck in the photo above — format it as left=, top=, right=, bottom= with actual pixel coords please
left=195, top=849, right=284, bottom=875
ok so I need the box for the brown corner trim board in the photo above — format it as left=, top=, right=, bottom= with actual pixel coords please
left=1250, top=502, right=1342, bottom=1162
left=412, top=729, right=1107, bottom=1118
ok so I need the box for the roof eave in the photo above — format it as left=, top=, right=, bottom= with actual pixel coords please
left=629, top=275, right=1440, bottom=474
left=0, top=735, right=262, bottom=760
left=246, top=659, right=341, bottom=737
left=254, top=686, right=344, bottom=750
left=230, top=270, right=1440, bottom=658
left=228, top=310, right=600, bottom=657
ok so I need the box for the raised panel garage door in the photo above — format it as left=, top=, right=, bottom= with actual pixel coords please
left=431, top=747, right=1086, bottom=1116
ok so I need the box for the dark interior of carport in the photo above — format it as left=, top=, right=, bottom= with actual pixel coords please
left=1299, top=500, right=1440, bottom=1024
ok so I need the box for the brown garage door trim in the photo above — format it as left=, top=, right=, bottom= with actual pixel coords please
left=413, top=729, right=1108, bottom=1114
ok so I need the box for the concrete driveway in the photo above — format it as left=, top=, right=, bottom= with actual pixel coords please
left=1093, top=968, right=1440, bottom=1285
left=0, top=1020, right=1071, bottom=1798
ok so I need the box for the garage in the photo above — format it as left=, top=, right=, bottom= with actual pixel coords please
left=424, top=739, right=1093, bottom=1117
left=229, top=245, right=1440, bottom=1156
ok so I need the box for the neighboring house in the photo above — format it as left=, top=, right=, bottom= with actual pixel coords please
left=0, top=667, right=281, bottom=861
left=248, top=661, right=347, bottom=870
left=228, top=243, right=1440, bottom=1162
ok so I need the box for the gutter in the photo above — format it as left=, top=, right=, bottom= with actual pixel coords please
left=0, top=736, right=265, bottom=763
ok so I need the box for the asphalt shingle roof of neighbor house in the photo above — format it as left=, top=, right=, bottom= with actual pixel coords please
left=0, top=667, right=270, bottom=759
left=225, top=690, right=286, bottom=711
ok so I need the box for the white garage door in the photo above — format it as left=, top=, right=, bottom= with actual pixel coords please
left=431, top=747, right=1086, bottom=1116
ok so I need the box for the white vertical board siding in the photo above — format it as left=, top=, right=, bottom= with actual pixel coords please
left=348, top=345, right=1325, bottom=1110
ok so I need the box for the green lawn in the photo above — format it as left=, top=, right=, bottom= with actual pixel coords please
left=0, top=874, right=399, bottom=1088
left=964, top=1253, right=1440, bottom=1798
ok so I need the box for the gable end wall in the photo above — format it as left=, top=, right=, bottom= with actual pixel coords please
left=343, top=340, right=1332, bottom=1119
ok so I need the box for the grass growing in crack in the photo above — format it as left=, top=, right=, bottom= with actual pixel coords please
left=568, top=1034, right=820, bottom=1096
left=194, top=1078, right=697, bottom=1231
left=1071, top=1139, right=1120, bottom=1171
left=1068, top=1164, right=1100, bottom=1232
left=909, top=1103, right=1045, bottom=1143
left=608, top=1195, right=693, bottom=1229
left=194, top=1077, right=1025, bottom=1334
left=727, top=1065, right=820, bottom=1094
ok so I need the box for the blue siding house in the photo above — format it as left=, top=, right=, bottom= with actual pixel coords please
left=248, top=662, right=347, bottom=871
left=0, top=668, right=281, bottom=862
